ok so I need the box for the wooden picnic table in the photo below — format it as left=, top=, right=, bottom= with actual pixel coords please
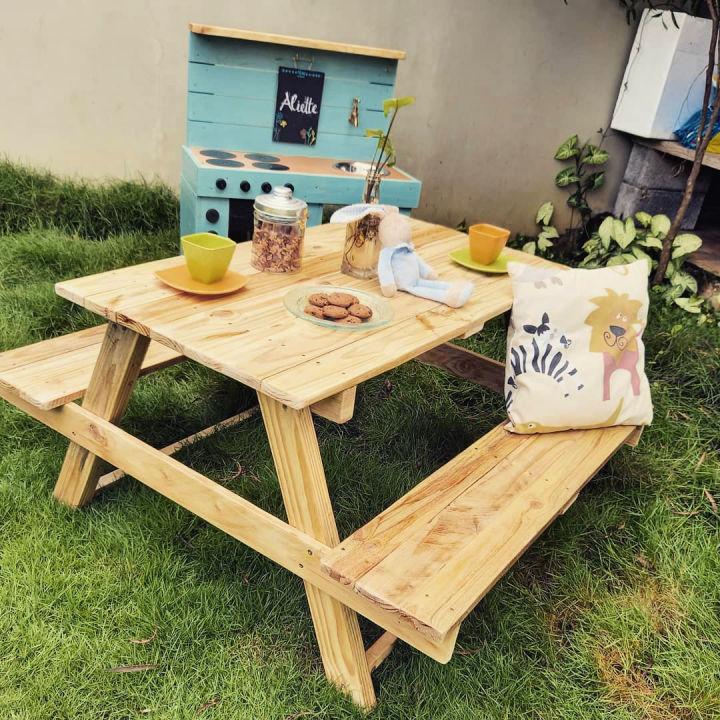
left=0, top=219, right=639, bottom=709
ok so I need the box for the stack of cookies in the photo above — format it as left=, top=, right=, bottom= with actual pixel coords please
left=304, top=291, right=374, bottom=326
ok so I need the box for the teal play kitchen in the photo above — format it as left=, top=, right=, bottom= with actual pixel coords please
left=180, top=24, right=422, bottom=243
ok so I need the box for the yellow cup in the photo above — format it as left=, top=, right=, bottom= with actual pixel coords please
left=181, top=232, right=235, bottom=284
left=468, top=223, right=510, bottom=265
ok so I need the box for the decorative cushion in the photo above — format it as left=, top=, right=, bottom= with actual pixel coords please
left=504, top=260, right=653, bottom=434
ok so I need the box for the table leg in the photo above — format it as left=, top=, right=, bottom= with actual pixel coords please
left=258, top=393, right=376, bottom=710
left=53, top=323, right=150, bottom=508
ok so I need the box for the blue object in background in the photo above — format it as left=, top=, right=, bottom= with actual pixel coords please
left=180, top=25, right=422, bottom=243
left=675, top=89, right=720, bottom=148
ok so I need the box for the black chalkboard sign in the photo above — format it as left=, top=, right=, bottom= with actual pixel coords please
left=272, top=67, right=324, bottom=146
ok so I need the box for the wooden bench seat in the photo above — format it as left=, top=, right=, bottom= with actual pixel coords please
left=0, top=326, right=183, bottom=410
left=322, top=421, right=638, bottom=646
left=0, top=325, right=357, bottom=423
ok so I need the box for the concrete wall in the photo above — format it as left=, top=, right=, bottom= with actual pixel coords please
left=0, top=0, right=635, bottom=234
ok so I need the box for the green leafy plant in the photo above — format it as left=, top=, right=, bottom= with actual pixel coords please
left=552, top=133, right=609, bottom=238
left=363, top=96, right=415, bottom=202
left=514, top=133, right=609, bottom=259
left=579, top=211, right=712, bottom=320
left=517, top=201, right=560, bottom=256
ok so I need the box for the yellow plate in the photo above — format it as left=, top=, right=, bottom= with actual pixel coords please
left=449, top=247, right=511, bottom=274
left=154, top=264, right=248, bottom=296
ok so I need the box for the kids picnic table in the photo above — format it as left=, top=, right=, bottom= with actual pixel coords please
left=0, top=219, right=639, bottom=709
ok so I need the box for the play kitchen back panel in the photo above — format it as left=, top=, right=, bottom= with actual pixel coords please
left=180, top=24, right=422, bottom=242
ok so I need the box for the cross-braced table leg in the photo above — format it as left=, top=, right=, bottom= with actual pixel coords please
left=53, top=323, right=150, bottom=507
left=258, top=393, right=376, bottom=710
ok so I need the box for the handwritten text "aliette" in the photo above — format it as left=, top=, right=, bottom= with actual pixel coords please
left=279, top=92, right=318, bottom=115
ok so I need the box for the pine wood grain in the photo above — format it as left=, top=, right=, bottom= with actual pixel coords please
left=258, top=393, right=375, bottom=708
left=323, top=423, right=637, bottom=641
left=634, top=137, right=720, bottom=171
left=0, top=326, right=182, bottom=410
left=311, top=387, right=357, bottom=424
left=188, top=23, right=407, bottom=60
left=366, top=632, right=397, bottom=672
left=53, top=323, right=150, bottom=507
left=416, top=344, right=505, bottom=394
left=94, top=407, right=259, bottom=492
left=55, top=220, right=550, bottom=411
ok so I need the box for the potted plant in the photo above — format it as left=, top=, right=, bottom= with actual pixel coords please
left=341, top=96, right=415, bottom=278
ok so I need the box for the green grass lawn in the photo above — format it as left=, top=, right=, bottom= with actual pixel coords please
left=0, top=164, right=718, bottom=719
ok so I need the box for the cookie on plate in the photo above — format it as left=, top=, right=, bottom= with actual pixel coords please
left=322, top=305, right=349, bottom=320
left=327, top=292, right=358, bottom=308
left=304, top=304, right=325, bottom=319
left=337, top=315, right=363, bottom=325
left=348, top=303, right=372, bottom=320
left=308, top=293, right=330, bottom=307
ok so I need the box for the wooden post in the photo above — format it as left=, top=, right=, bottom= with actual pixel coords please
left=53, top=323, right=150, bottom=507
left=258, top=393, right=376, bottom=710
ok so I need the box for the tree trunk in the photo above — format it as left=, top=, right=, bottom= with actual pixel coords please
left=653, top=3, right=719, bottom=284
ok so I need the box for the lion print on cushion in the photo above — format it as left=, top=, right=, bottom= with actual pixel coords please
left=584, top=289, right=643, bottom=401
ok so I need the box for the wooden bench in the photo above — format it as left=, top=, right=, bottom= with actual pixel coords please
left=0, top=326, right=183, bottom=409
left=0, top=325, right=356, bottom=423
left=320, top=347, right=641, bottom=651
left=322, top=422, right=639, bottom=647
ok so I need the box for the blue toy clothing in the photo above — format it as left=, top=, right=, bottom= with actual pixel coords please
left=377, top=243, right=473, bottom=308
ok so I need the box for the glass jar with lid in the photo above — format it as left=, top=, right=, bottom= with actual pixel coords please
left=251, top=186, right=308, bottom=273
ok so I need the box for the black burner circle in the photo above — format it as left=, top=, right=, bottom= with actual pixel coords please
left=206, top=158, right=245, bottom=167
left=252, top=162, right=289, bottom=171
left=199, top=149, right=236, bottom=159
left=245, top=153, right=281, bottom=162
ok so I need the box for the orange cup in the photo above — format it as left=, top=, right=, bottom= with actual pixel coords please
left=468, top=223, right=510, bottom=265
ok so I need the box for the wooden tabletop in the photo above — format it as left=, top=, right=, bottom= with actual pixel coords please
left=55, top=220, right=542, bottom=409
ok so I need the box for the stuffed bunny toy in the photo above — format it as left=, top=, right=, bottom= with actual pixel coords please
left=377, top=213, right=474, bottom=307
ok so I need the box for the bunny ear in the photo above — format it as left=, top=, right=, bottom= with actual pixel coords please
left=542, top=312, right=549, bottom=324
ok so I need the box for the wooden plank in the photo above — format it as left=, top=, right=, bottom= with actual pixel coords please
left=0, top=383, right=458, bottom=663
left=187, top=92, right=388, bottom=138
left=258, top=243, right=549, bottom=408
left=324, top=424, right=637, bottom=641
left=53, top=323, right=150, bottom=508
left=188, top=64, right=393, bottom=110
left=416, top=344, right=505, bottom=394
left=624, top=426, right=644, bottom=447
left=366, top=632, right=397, bottom=673
left=382, top=426, right=636, bottom=639
left=189, top=23, right=407, bottom=60
left=94, top=407, right=259, bottom=492
left=691, top=228, right=720, bottom=276
left=634, top=137, right=720, bottom=172
left=311, top=387, right=357, bottom=424
left=0, top=333, right=182, bottom=410
left=188, top=34, right=397, bottom=83
left=258, top=393, right=375, bottom=709
left=0, top=325, right=107, bottom=372
left=324, top=425, right=521, bottom=585
left=258, top=290, right=510, bottom=408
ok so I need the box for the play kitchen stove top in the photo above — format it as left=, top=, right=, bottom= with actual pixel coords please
left=180, top=146, right=422, bottom=243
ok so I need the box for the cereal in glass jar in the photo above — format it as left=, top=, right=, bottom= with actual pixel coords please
left=251, top=186, right=307, bottom=273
